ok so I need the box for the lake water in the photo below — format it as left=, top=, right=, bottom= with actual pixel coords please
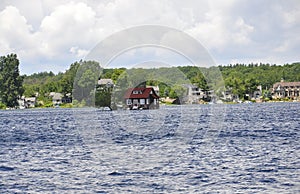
left=0, top=103, right=299, bottom=193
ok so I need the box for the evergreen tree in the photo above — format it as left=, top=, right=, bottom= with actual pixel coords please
left=0, top=54, right=24, bottom=108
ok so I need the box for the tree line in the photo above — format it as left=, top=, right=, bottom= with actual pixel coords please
left=1, top=53, right=299, bottom=108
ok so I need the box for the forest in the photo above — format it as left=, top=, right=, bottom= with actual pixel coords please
left=1, top=53, right=300, bottom=108
left=23, top=61, right=300, bottom=107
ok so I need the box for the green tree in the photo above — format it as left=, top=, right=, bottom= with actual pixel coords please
left=0, top=54, right=24, bottom=108
left=95, top=86, right=112, bottom=108
left=73, top=61, right=100, bottom=106
left=169, top=84, right=186, bottom=99
left=60, top=61, right=80, bottom=95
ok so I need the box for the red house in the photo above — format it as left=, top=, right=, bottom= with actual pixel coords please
left=124, top=87, right=159, bottom=110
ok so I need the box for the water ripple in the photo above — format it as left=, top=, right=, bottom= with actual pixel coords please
left=0, top=103, right=299, bottom=193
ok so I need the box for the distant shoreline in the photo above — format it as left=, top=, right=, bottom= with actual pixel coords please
left=2, top=100, right=300, bottom=111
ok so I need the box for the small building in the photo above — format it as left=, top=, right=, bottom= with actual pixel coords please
left=62, top=93, right=72, bottom=103
left=18, top=96, right=26, bottom=109
left=49, top=92, right=63, bottom=106
left=97, top=79, right=114, bottom=89
left=124, top=87, right=159, bottom=110
left=272, top=80, right=300, bottom=99
left=250, top=85, right=263, bottom=100
left=25, top=97, right=36, bottom=108
left=252, top=90, right=262, bottom=99
left=182, top=84, right=206, bottom=104
left=222, top=89, right=239, bottom=102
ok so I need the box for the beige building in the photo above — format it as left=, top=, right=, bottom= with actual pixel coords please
left=272, top=80, right=300, bottom=99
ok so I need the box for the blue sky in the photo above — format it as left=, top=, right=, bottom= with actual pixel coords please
left=0, top=0, right=299, bottom=75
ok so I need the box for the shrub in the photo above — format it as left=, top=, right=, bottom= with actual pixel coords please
left=0, top=102, right=6, bottom=109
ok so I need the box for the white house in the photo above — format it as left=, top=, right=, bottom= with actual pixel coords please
left=49, top=92, right=63, bottom=106
left=25, top=97, right=37, bottom=108
left=182, top=84, right=206, bottom=104
left=98, top=79, right=114, bottom=87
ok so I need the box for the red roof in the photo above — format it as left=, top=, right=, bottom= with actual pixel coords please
left=124, top=87, right=159, bottom=99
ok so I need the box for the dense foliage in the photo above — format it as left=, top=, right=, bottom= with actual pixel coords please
left=73, top=60, right=100, bottom=106
left=22, top=61, right=80, bottom=106
left=21, top=61, right=300, bottom=106
left=0, top=54, right=24, bottom=108
left=0, top=51, right=297, bottom=109
left=220, top=63, right=300, bottom=98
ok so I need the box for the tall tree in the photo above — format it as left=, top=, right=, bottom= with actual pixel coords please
left=73, top=61, right=100, bottom=106
left=0, top=54, right=24, bottom=108
left=60, top=61, right=80, bottom=95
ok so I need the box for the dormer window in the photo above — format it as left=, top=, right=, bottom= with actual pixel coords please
left=132, top=90, right=142, bottom=94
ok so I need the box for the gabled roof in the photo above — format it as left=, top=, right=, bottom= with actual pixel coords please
left=124, top=87, right=159, bottom=99
left=51, top=93, right=63, bottom=100
left=273, top=81, right=300, bottom=89
left=182, top=84, right=198, bottom=89
left=98, top=79, right=114, bottom=85
left=25, top=97, right=36, bottom=102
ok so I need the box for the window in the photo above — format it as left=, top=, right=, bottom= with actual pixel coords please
left=140, top=99, right=145, bottom=105
left=126, top=99, right=132, bottom=105
left=132, top=90, right=142, bottom=94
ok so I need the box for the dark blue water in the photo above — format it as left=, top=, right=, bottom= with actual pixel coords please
left=0, top=103, right=299, bottom=193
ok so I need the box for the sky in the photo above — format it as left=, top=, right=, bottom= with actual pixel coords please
left=0, top=0, right=299, bottom=75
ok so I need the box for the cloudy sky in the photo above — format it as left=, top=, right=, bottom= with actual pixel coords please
left=0, top=0, right=299, bottom=74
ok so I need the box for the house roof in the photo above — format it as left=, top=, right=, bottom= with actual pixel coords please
left=273, top=81, right=300, bottom=88
left=98, top=79, right=114, bottom=85
left=25, top=97, right=36, bottom=102
left=124, top=87, right=159, bottom=99
left=52, top=93, right=63, bottom=100
left=182, top=84, right=198, bottom=89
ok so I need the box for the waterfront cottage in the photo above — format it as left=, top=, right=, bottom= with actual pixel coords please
left=222, top=89, right=239, bottom=102
left=272, top=80, right=300, bottom=99
left=49, top=92, right=63, bottom=106
left=124, top=87, right=159, bottom=110
left=182, top=84, right=207, bottom=104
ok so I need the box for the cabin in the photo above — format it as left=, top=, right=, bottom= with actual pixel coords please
left=124, top=87, right=159, bottom=110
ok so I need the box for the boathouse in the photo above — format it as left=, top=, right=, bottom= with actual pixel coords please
left=124, top=87, right=159, bottom=109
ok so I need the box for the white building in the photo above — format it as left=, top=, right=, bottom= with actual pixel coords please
left=182, top=84, right=206, bottom=104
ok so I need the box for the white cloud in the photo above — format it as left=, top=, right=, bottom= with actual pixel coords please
left=38, top=2, right=96, bottom=56
left=232, top=17, right=254, bottom=44
left=0, top=6, right=34, bottom=52
left=70, top=46, right=89, bottom=58
left=0, top=0, right=299, bottom=74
